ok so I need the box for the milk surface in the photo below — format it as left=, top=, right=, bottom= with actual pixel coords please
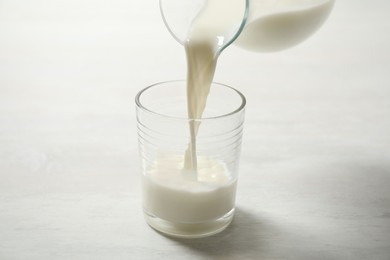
left=143, top=155, right=237, bottom=223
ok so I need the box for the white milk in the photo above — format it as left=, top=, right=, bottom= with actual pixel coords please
left=144, top=0, right=334, bottom=225
left=182, top=41, right=216, bottom=171
left=235, top=0, right=335, bottom=52
left=183, top=0, right=245, bottom=171
left=142, top=155, right=237, bottom=223
left=144, top=0, right=244, bottom=226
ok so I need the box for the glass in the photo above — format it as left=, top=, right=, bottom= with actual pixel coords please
left=135, top=81, right=246, bottom=238
left=159, top=0, right=249, bottom=53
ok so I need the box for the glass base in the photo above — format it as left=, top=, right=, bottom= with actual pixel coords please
left=144, top=209, right=235, bottom=238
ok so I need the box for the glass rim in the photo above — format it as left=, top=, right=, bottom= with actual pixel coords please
left=135, top=80, right=246, bottom=121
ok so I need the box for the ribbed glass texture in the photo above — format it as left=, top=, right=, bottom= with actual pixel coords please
left=135, top=80, right=246, bottom=238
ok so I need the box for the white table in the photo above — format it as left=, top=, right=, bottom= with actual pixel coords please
left=1, top=0, right=389, bottom=259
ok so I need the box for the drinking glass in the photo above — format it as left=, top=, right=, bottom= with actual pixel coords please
left=135, top=80, right=246, bottom=238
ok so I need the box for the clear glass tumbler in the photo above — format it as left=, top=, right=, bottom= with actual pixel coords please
left=135, top=80, right=246, bottom=238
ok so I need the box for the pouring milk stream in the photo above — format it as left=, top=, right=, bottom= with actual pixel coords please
left=182, top=0, right=248, bottom=172
left=142, top=0, right=248, bottom=225
left=162, top=0, right=335, bottom=173
left=142, top=0, right=335, bottom=226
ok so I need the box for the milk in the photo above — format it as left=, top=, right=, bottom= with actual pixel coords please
left=143, top=0, right=244, bottom=226
left=143, top=155, right=237, bottom=223
left=143, top=0, right=334, bottom=227
left=183, top=41, right=216, bottom=171
left=182, top=0, right=335, bottom=170
left=183, top=0, right=245, bottom=171
left=235, top=0, right=335, bottom=52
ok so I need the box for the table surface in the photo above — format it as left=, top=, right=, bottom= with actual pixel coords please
left=1, top=0, right=390, bottom=259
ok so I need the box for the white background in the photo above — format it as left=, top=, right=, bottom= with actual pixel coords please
left=1, top=0, right=390, bottom=259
